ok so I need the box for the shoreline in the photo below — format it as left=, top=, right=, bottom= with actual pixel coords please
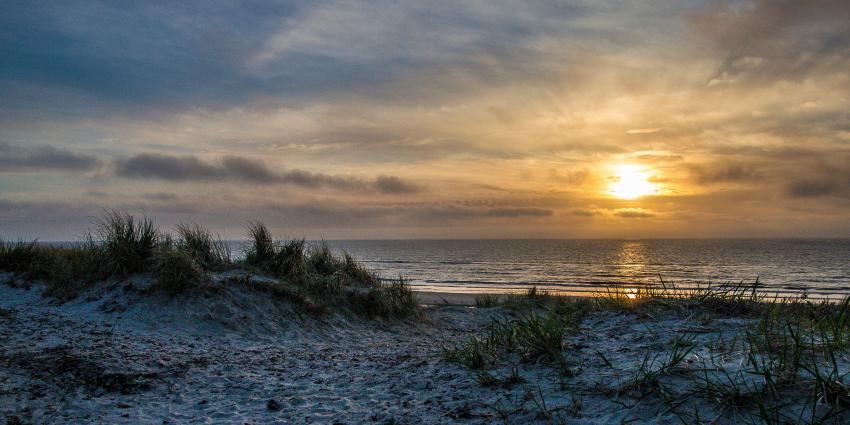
left=412, top=288, right=845, bottom=305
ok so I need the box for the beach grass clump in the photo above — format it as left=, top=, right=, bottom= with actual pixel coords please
left=150, top=249, right=205, bottom=295
left=307, top=241, right=338, bottom=276
left=274, top=239, right=307, bottom=278
left=352, top=277, right=419, bottom=318
left=240, top=223, right=418, bottom=319
left=244, top=223, right=308, bottom=277
left=443, top=335, right=491, bottom=369
left=0, top=240, right=41, bottom=275
left=445, top=298, right=590, bottom=372
left=174, top=223, right=230, bottom=270
left=244, top=222, right=276, bottom=268
left=1, top=238, right=105, bottom=298
left=97, top=211, right=159, bottom=278
left=342, top=252, right=378, bottom=286
left=37, top=241, right=104, bottom=299
left=513, top=312, right=569, bottom=363
left=474, top=294, right=501, bottom=308
left=497, top=287, right=570, bottom=311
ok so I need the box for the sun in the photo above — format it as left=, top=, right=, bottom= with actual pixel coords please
left=608, top=164, right=657, bottom=200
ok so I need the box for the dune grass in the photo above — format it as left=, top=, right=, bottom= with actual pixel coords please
left=150, top=248, right=205, bottom=295
left=448, top=284, right=850, bottom=424
left=242, top=222, right=417, bottom=318
left=174, top=223, right=231, bottom=270
left=445, top=287, right=590, bottom=371
left=1, top=213, right=418, bottom=319
left=0, top=240, right=40, bottom=275
left=98, top=211, right=160, bottom=278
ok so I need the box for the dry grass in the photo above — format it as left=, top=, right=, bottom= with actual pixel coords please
left=2, top=214, right=419, bottom=319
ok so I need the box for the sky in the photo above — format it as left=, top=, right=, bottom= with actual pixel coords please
left=1, top=0, right=849, bottom=240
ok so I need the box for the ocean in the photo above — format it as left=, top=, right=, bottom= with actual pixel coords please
left=314, top=239, right=850, bottom=299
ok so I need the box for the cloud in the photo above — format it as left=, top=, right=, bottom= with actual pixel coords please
left=0, top=143, right=100, bottom=172
left=614, top=208, right=654, bottom=218
left=116, top=154, right=226, bottom=181
left=690, top=164, right=763, bottom=184
left=782, top=157, right=850, bottom=198
left=482, top=207, right=552, bottom=218
left=114, top=153, right=422, bottom=194
left=786, top=179, right=843, bottom=198
left=374, top=175, right=424, bottom=194
left=570, top=209, right=597, bottom=217
left=686, top=0, right=850, bottom=84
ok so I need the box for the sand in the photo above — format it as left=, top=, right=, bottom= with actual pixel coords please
left=1, top=274, right=847, bottom=424
left=0, top=277, right=507, bottom=424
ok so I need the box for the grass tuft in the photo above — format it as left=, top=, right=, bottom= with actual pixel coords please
left=244, top=221, right=275, bottom=267
left=175, top=223, right=230, bottom=270
left=0, top=240, right=40, bottom=275
left=353, top=277, right=419, bottom=319
left=98, top=211, right=159, bottom=278
left=151, top=249, right=205, bottom=295
left=474, top=294, right=501, bottom=308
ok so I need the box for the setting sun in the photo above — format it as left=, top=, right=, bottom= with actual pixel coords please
left=608, top=165, right=657, bottom=200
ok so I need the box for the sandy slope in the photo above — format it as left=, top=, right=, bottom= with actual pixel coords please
left=0, top=277, right=510, bottom=424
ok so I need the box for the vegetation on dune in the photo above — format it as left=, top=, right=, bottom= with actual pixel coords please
left=174, top=223, right=231, bottom=270
left=0, top=212, right=418, bottom=319
left=98, top=211, right=159, bottom=278
left=446, top=287, right=590, bottom=371
left=151, top=248, right=205, bottom=296
left=449, top=284, right=850, bottom=424
left=243, top=222, right=417, bottom=319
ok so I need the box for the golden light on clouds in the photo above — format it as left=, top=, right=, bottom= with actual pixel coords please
left=608, top=165, right=658, bottom=200
left=2, top=1, right=850, bottom=239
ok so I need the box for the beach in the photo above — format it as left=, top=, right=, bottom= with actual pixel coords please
left=1, top=219, right=848, bottom=425
left=3, top=271, right=849, bottom=424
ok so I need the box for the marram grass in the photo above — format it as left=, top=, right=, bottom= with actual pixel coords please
left=0, top=211, right=418, bottom=319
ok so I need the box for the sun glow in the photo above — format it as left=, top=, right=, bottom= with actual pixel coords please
left=608, top=165, right=657, bottom=200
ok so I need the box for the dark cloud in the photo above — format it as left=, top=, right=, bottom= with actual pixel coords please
left=115, top=154, right=222, bottom=181
left=482, top=208, right=552, bottom=218
left=783, top=157, right=850, bottom=198
left=614, top=208, right=654, bottom=218
left=374, top=176, right=423, bottom=194
left=278, top=169, right=362, bottom=190
left=0, top=143, right=100, bottom=172
left=690, top=164, right=763, bottom=184
left=786, top=179, right=843, bottom=198
left=687, top=0, right=850, bottom=84
left=570, top=209, right=597, bottom=217
left=114, top=153, right=422, bottom=194
left=220, top=156, right=280, bottom=183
